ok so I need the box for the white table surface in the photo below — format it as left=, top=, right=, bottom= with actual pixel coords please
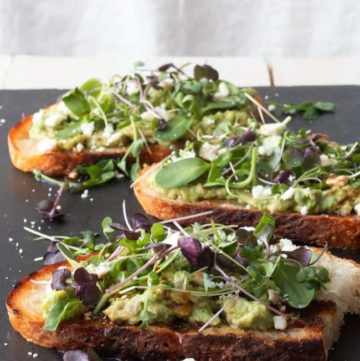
left=1, top=55, right=360, bottom=89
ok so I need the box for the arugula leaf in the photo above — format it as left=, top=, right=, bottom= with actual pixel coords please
left=62, top=88, right=90, bottom=117
left=272, top=259, right=315, bottom=309
left=155, top=115, right=192, bottom=142
left=156, top=158, right=210, bottom=188
left=271, top=100, right=335, bottom=121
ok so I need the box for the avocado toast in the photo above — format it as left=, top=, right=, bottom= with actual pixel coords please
left=8, top=64, right=261, bottom=177
left=6, top=213, right=360, bottom=360
left=134, top=115, right=360, bottom=248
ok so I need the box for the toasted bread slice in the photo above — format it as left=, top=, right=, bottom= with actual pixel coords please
left=134, top=165, right=360, bottom=249
left=7, top=250, right=360, bottom=360
left=8, top=113, right=171, bottom=176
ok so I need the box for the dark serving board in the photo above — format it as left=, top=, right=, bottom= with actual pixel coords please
left=0, top=87, right=359, bottom=361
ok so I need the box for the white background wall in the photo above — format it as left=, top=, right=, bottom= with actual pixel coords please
left=1, top=0, right=359, bottom=58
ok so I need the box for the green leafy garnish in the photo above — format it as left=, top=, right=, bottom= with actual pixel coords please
left=271, top=100, right=335, bottom=120
left=156, top=158, right=210, bottom=188
left=62, top=88, right=90, bottom=117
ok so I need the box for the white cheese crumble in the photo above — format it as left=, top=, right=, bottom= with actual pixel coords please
left=141, top=104, right=170, bottom=122
left=32, top=110, right=45, bottom=124
left=268, top=104, right=276, bottom=112
left=37, top=139, right=57, bottom=153
left=267, top=289, right=280, bottom=304
left=178, top=149, right=196, bottom=159
left=44, top=113, right=65, bottom=128
left=300, top=206, right=309, bottom=215
left=159, top=78, right=175, bottom=88
left=75, top=143, right=85, bottom=152
left=80, top=121, right=95, bottom=137
left=258, top=135, right=281, bottom=156
left=251, top=185, right=272, bottom=199
left=126, top=80, right=140, bottom=95
left=214, top=82, right=230, bottom=99
left=81, top=189, right=89, bottom=199
left=103, top=124, right=114, bottom=138
left=258, top=117, right=291, bottom=136
left=279, top=238, right=297, bottom=252
left=273, top=315, right=287, bottom=330
left=354, top=203, right=360, bottom=215
left=199, top=142, right=219, bottom=161
left=280, top=187, right=295, bottom=200
left=320, top=154, right=337, bottom=167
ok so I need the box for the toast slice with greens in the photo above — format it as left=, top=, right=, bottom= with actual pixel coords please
left=134, top=115, right=360, bottom=249
left=7, top=214, right=360, bottom=360
left=8, top=64, right=261, bottom=177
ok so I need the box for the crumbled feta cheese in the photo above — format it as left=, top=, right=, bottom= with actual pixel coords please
left=300, top=206, right=309, bottom=215
left=267, top=289, right=280, bottom=304
left=126, top=80, right=140, bottom=95
left=273, top=315, right=287, bottom=330
left=178, top=149, right=196, bottom=159
left=32, top=110, right=45, bottom=124
left=81, top=189, right=89, bottom=199
left=80, top=121, right=95, bottom=137
left=37, top=139, right=57, bottom=153
left=354, top=203, right=360, bottom=215
left=44, top=113, right=65, bottom=127
left=56, top=101, right=72, bottom=115
left=103, top=124, right=114, bottom=138
left=279, top=238, right=297, bottom=252
left=258, top=117, right=291, bottom=136
left=214, top=82, right=230, bottom=99
left=159, top=78, right=175, bottom=88
left=182, top=358, right=196, bottom=361
left=141, top=104, right=170, bottom=122
left=320, top=154, right=337, bottom=167
left=106, top=131, right=123, bottom=146
left=251, top=185, right=272, bottom=199
left=258, top=135, right=281, bottom=156
left=199, top=142, right=219, bottom=161
left=240, top=226, right=255, bottom=232
left=268, top=104, right=276, bottom=112
left=140, top=109, right=156, bottom=121
left=280, top=187, right=295, bottom=200
left=162, top=230, right=181, bottom=248
left=155, top=104, right=170, bottom=121
left=75, top=143, right=85, bottom=152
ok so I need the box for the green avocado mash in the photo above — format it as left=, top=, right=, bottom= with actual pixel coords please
left=149, top=172, right=360, bottom=216
left=223, top=297, right=273, bottom=330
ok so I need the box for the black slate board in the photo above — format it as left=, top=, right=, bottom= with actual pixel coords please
left=0, top=87, right=359, bottom=361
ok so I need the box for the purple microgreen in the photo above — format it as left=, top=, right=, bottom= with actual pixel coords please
left=63, top=349, right=102, bottom=361
left=110, top=223, right=140, bottom=240
left=131, top=213, right=152, bottom=231
left=51, top=268, right=71, bottom=290
left=145, top=242, right=171, bottom=254
left=283, top=247, right=312, bottom=267
left=178, top=236, right=202, bottom=268
left=197, top=247, right=215, bottom=269
left=224, top=130, right=256, bottom=148
left=303, top=146, right=320, bottom=169
left=157, top=118, right=167, bottom=130
left=43, top=242, right=65, bottom=265
left=35, top=183, right=65, bottom=221
left=274, top=170, right=294, bottom=185
left=73, top=268, right=101, bottom=306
